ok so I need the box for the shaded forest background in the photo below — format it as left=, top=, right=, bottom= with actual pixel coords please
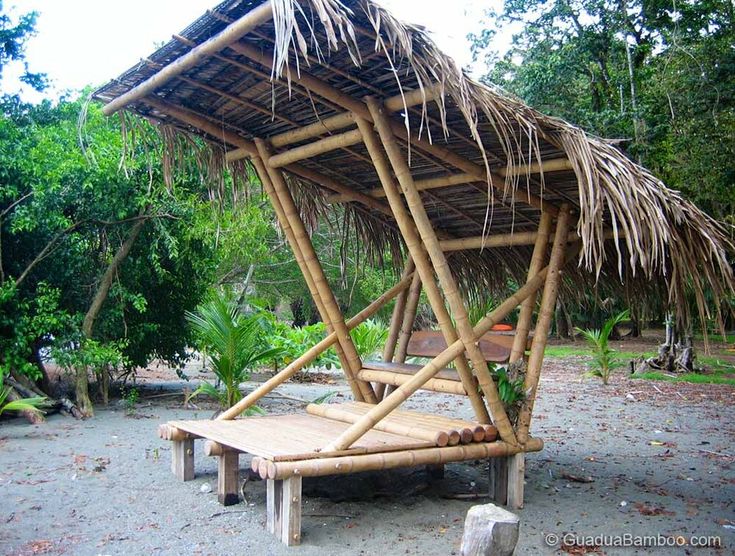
left=1, top=0, right=733, bottom=415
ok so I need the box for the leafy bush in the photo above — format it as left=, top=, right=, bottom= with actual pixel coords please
left=350, top=319, right=388, bottom=360
left=576, top=310, right=630, bottom=385
left=0, top=373, right=47, bottom=417
left=186, top=293, right=283, bottom=408
left=266, top=320, right=339, bottom=371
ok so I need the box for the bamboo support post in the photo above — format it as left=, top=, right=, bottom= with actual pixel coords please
left=267, top=476, right=303, bottom=545
left=364, top=98, right=517, bottom=443
left=267, top=128, right=363, bottom=168
left=375, top=259, right=415, bottom=399
left=355, top=114, right=490, bottom=424
left=265, top=438, right=544, bottom=480
left=255, top=139, right=376, bottom=403
left=322, top=262, right=554, bottom=453
left=250, top=155, right=365, bottom=402
left=357, top=368, right=467, bottom=395
left=305, top=403, right=452, bottom=446
left=217, top=270, right=414, bottom=420
left=101, top=2, right=273, bottom=115
left=516, top=205, right=572, bottom=444
left=510, top=212, right=553, bottom=362
left=218, top=450, right=240, bottom=506
left=172, top=438, right=195, bottom=481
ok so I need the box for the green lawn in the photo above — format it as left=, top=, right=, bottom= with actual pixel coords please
left=544, top=345, right=735, bottom=385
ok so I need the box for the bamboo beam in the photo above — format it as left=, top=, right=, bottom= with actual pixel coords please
left=141, top=97, right=393, bottom=217
left=516, top=205, right=572, bottom=444
left=101, top=2, right=273, bottom=116
left=355, top=115, right=491, bottom=425
left=226, top=42, right=554, bottom=215
left=225, top=84, right=441, bottom=162
left=267, top=128, right=363, bottom=168
left=255, top=139, right=376, bottom=403
left=357, top=369, right=467, bottom=395
left=365, top=97, right=518, bottom=444
left=263, top=438, right=544, bottom=480
left=218, top=271, right=413, bottom=420
left=321, top=249, right=558, bottom=453
left=509, top=213, right=553, bottom=362
left=327, top=158, right=573, bottom=204
left=439, top=229, right=621, bottom=252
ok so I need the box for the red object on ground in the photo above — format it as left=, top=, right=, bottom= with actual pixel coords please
left=490, top=323, right=514, bottom=332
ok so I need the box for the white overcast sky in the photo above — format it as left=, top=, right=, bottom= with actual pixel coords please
left=2, top=0, right=507, bottom=103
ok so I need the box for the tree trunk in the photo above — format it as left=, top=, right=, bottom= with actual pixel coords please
left=78, top=217, right=147, bottom=416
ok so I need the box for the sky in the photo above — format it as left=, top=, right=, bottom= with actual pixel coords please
left=2, top=0, right=505, bottom=103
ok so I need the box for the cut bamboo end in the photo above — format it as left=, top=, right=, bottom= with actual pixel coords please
left=159, top=424, right=191, bottom=441
left=252, top=456, right=263, bottom=474
left=484, top=425, right=499, bottom=442
left=204, top=440, right=231, bottom=457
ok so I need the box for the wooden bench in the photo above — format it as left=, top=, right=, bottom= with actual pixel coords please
left=359, top=329, right=530, bottom=395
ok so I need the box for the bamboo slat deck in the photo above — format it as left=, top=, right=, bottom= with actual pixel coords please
left=168, top=414, right=434, bottom=461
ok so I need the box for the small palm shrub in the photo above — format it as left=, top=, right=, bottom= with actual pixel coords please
left=186, top=293, right=283, bottom=409
left=350, top=319, right=388, bottom=360
left=576, top=310, right=630, bottom=385
left=0, top=374, right=47, bottom=417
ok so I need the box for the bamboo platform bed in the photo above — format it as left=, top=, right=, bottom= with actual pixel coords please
left=95, top=0, right=733, bottom=547
left=158, top=407, right=542, bottom=545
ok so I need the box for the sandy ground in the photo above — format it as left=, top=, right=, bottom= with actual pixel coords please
left=1, top=356, right=734, bottom=556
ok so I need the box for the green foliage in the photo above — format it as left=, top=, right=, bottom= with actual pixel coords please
left=576, top=310, right=630, bottom=384
left=122, top=386, right=139, bottom=413
left=350, top=319, right=388, bottom=360
left=52, top=338, right=129, bottom=381
left=0, top=3, right=47, bottom=94
left=186, top=292, right=283, bottom=409
left=493, top=366, right=526, bottom=407
left=0, top=373, right=46, bottom=416
left=264, top=319, right=339, bottom=370
left=632, top=371, right=735, bottom=386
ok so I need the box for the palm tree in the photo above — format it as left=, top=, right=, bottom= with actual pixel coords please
left=186, top=293, right=283, bottom=409
left=0, top=374, right=47, bottom=417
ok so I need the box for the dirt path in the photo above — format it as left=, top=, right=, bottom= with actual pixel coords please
left=1, top=359, right=733, bottom=555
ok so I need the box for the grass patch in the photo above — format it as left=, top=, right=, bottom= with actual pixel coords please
left=545, top=345, right=656, bottom=360
left=632, top=371, right=735, bottom=386
left=694, top=332, right=735, bottom=344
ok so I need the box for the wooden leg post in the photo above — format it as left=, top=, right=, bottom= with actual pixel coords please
left=217, top=450, right=240, bottom=506
left=506, top=453, right=525, bottom=509
left=172, top=438, right=194, bottom=481
left=267, top=476, right=303, bottom=546
left=490, top=457, right=508, bottom=505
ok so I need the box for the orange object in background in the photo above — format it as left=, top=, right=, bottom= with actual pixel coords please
left=490, top=323, right=514, bottom=331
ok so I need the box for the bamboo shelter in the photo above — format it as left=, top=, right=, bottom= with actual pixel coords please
left=94, top=0, right=734, bottom=546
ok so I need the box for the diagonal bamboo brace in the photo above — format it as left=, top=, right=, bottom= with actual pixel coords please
left=516, top=205, right=572, bottom=443
left=363, top=98, right=516, bottom=441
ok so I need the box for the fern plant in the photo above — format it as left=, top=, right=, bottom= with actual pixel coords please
left=186, top=293, right=283, bottom=409
left=576, top=310, right=630, bottom=385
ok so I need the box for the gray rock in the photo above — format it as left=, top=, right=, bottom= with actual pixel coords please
left=199, top=482, right=212, bottom=494
left=460, top=503, right=519, bottom=556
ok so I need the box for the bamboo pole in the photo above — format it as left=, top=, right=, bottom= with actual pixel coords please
left=255, top=139, right=376, bottom=403
left=265, top=438, right=544, bottom=480
left=327, top=158, right=573, bottom=203
left=249, top=156, right=366, bottom=403
left=516, top=205, right=572, bottom=444
left=357, top=369, right=467, bottom=395
left=226, top=42, right=554, bottom=215
left=439, top=229, right=620, bottom=253
left=322, top=260, right=554, bottom=453
left=509, top=212, right=553, bottom=362
left=216, top=273, right=413, bottom=422
left=225, top=85, right=441, bottom=161
left=375, top=259, right=415, bottom=399
left=305, top=404, right=451, bottom=446
left=342, top=401, right=485, bottom=443
left=355, top=115, right=491, bottom=424
left=268, top=128, right=363, bottom=168
left=102, top=2, right=273, bottom=116
left=364, top=98, right=517, bottom=444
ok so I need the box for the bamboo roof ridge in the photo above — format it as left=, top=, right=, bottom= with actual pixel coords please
left=93, top=0, right=734, bottom=327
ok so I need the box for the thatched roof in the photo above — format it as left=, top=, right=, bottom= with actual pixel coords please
left=93, top=0, right=734, bottom=326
